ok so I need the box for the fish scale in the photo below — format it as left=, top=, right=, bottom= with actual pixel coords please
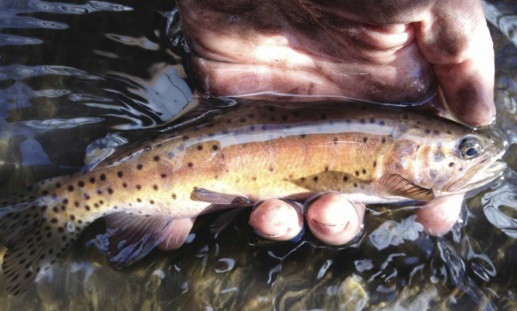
left=0, top=102, right=506, bottom=295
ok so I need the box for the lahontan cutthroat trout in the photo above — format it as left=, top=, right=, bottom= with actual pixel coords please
left=0, top=102, right=507, bottom=294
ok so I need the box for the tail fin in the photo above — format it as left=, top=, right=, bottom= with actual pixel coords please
left=0, top=198, right=82, bottom=295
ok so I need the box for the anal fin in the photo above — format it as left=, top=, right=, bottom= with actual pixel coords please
left=105, top=213, right=173, bottom=268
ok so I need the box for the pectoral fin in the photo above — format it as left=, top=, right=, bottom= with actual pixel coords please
left=377, top=174, right=435, bottom=201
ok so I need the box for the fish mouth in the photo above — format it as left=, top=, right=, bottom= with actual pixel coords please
left=447, top=160, right=507, bottom=193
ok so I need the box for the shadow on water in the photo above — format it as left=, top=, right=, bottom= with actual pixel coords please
left=0, top=0, right=517, bottom=310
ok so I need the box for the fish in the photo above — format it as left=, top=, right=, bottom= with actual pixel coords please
left=0, top=102, right=507, bottom=295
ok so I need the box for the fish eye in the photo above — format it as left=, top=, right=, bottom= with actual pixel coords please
left=458, top=136, right=482, bottom=159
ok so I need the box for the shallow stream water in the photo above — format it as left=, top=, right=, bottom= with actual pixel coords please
left=1, top=0, right=517, bottom=310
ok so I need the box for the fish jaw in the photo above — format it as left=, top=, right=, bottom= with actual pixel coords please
left=443, top=130, right=507, bottom=194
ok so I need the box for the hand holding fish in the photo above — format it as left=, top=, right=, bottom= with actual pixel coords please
left=173, top=0, right=497, bottom=246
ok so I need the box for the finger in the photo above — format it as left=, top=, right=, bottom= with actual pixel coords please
left=417, top=0, right=495, bottom=126
left=157, top=217, right=196, bottom=250
left=306, top=193, right=365, bottom=245
left=249, top=199, right=304, bottom=241
left=414, top=193, right=464, bottom=236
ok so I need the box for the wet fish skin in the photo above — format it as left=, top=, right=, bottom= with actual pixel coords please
left=0, top=102, right=506, bottom=295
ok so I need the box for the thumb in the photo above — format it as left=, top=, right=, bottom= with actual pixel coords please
left=416, top=0, right=495, bottom=127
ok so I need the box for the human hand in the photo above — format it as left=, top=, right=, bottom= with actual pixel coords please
left=160, top=0, right=495, bottom=248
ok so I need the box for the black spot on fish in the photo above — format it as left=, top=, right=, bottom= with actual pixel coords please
left=160, top=173, right=167, bottom=178
left=78, top=181, right=85, bottom=188
left=97, top=190, right=103, bottom=195
left=117, top=171, right=123, bottom=178
left=369, top=118, right=375, bottom=123
left=360, top=118, right=366, bottom=124
left=212, top=145, right=219, bottom=151
left=434, top=150, right=445, bottom=162
left=362, top=169, right=366, bottom=174
left=70, top=215, right=75, bottom=221
left=269, top=166, right=274, bottom=172
left=137, top=164, right=143, bottom=170
left=373, top=161, right=377, bottom=168
left=136, top=185, right=142, bottom=190
left=197, top=145, right=203, bottom=151
left=249, top=125, right=256, bottom=131
left=100, top=174, right=106, bottom=181
left=325, top=166, right=329, bottom=172
left=53, top=207, right=59, bottom=213
left=447, top=130, right=452, bottom=135
left=425, top=129, right=431, bottom=135
left=182, top=135, right=189, bottom=141
left=313, top=176, right=319, bottom=182
left=355, top=171, right=360, bottom=176
left=153, top=185, right=159, bottom=191
left=123, top=182, right=128, bottom=187
left=107, top=188, right=113, bottom=195
left=353, top=183, right=358, bottom=187
left=381, top=138, right=387, bottom=144
left=188, top=162, right=194, bottom=168
left=300, top=134, right=306, bottom=139
left=137, top=198, right=142, bottom=203
left=89, top=177, right=96, bottom=184
left=363, top=137, right=368, bottom=143
left=50, top=218, right=58, bottom=224
left=433, top=130, right=439, bottom=135
left=333, top=138, right=338, bottom=144
left=150, top=200, right=155, bottom=205
left=85, top=205, right=90, bottom=211
left=74, top=201, right=80, bottom=208
left=84, top=193, right=90, bottom=200
left=172, top=193, right=177, bottom=200
left=379, top=121, right=385, bottom=126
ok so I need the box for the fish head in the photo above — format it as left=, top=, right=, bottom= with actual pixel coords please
left=383, top=126, right=507, bottom=197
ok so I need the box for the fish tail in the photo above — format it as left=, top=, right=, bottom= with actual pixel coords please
left=0, top=196, right=85, bottom=295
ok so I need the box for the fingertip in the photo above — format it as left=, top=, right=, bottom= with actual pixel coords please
left=306, top=193, right=365, bottom=245
left=158, top=217, right=196, bottom=250
left=415, top=194, right=464, bottom=236
left=249, top=199, right=304, bottom=241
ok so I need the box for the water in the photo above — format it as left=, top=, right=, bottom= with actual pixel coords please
left=0, top=0, right=517, bottom=310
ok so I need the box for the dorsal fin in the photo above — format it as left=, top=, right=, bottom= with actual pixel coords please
left=104, top=213, right=173, bottom=268
left=377, top=174, right=435, bottom=201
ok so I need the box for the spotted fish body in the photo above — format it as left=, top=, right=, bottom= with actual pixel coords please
left=0, top=102, right=506, bottom=294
